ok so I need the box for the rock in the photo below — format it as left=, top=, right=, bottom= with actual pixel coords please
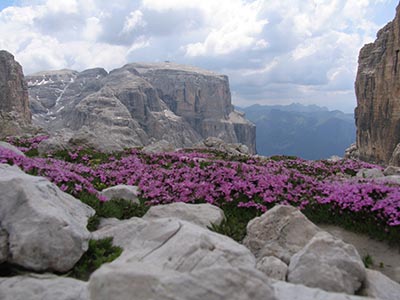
left=376, top=175, right=400, bottom=185
left=344, top=143, right=360, bottom=160
left=28, top=62, right=256, bottom=153
left=256, top=256, right=288, bottom=281
left=99, top=185, right=139, bottom=203
left=130, top=62, right=256, bottom=153
left=89, top=262, right=276, bottom=300
left=0, top=274, right=88, bottom=300
left=383, top=165, right=400, bottom=176
left=243, top=205, right=320, bottom=264
left=394, top=267, right=400, bottom=283
left=287, top=231, right=366, bottom=294
left=360, top=269, right=400, bottom=300
left=142, top=139, right=175, bottom=153
left=389, top=143, right=400, bottom=166
left=90, top=217, right=276, bottom=300
left=327, top=155, right=342, bottom=162
left=0, top=50, right=34, bottom=138
left=0, top=164, right=95, bottom=272
left=143, top=202, right=225, bottom=228
left=198, top=136, right=250, bottom=156
left=355, top=4, right=400, bottom=165
left=0, top=141, right=25, bottom=156
left=272, top=280, right=375, bottom=300
left=356, top=168, right=384, bottom=179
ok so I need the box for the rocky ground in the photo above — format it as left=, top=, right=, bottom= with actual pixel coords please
left=0, top=138, right=399, bottom=300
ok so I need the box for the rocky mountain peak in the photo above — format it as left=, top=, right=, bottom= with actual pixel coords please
left=0, top=50, right=32, bottom=138
left=27, top=62, right=255, bottom=153
left=355, top=3, right=400, bottom=165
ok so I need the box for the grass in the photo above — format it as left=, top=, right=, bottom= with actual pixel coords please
left=68, top=238, right=122, bottom=281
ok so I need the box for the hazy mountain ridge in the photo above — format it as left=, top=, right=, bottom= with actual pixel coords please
left=239, top=104, right=355, bottom=160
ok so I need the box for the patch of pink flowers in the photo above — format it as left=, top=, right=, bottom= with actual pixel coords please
left=0, top=141, right=399, bottom=226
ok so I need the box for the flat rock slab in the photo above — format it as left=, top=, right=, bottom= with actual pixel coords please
left=143, top=202, right=225, bottom=228
left=288, top=231, right=366, bottom=294
left=0, top=164, right=94, bottom=272
left=90, top=217, right=277, bottom=300
left=0, top=274, right=88, bottom=300
left=0, top=142, right=25, bottom=156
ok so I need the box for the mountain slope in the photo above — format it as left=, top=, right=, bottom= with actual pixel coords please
left=240, top=104, right=355, bottom=160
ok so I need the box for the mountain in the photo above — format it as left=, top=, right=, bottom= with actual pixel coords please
left=27, top=62, right=255, bottom=153
left=355, top=3, right=400, bottom=166
left=239, top=104, right=356, bottom=160
left=0, top=50, right=35, bottom=138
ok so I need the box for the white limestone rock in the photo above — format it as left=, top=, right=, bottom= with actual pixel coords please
left=89, top=262, right=276, bottom=300
left=243, top=205, right=320, bottom=264
left=0, top=228, right=8, bottom=264
left=90, top=217, right=276, bottom=300
left=99, top=185, right=139, bottom=203
left=0, top=274, right=88, bottom=300
left=0, top=164, right=95, bottom=272
left=288, top=231, right=366, bottom=294
left=143, top=202, right=225, bottom=228
left=360, top=269, right=400, bottom=300
left=142, top=139, right=175, bottom=153
left=0, top=141, right=25, bottom=156
left=272, top=280, right=375, bottom=300
left=356, top=168, right=384, bottom=179
left=383, top=165, right=400, bottom=176
left=256, top=256, right=288, bottom=281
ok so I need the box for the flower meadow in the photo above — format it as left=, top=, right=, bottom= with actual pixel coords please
left=1, top=135, right=400, bottom=243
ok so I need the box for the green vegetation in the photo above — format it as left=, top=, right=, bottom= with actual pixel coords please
left=68, top=238, right=122, bottom=281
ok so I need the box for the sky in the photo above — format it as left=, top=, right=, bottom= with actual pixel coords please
left=0, top=0, right=398, bottom=112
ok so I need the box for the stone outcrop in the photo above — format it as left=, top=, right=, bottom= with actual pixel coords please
left=355, top=4, right=400, bottom=165
left=0, top=50, right=33, bottom=138
left=0, top=164, right=94, bottom=272
left=27, top=62, right=256, bottom=153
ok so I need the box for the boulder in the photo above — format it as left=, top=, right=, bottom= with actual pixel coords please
left=288, top=231, right=366, bottom=294
left=383, top=165, right=400, bottom=176
left=0, top=274, right=88, bottom=300
left=143, top=202, right=225, bottom=228
left=90, top=217, right=276, bottom=300
left=0, top=164, right=95, bottom=272
left=356, top=168, right=384, bottom=179
left=243, top=205, right=320, bottom=264
left=256, top=256, right=288, bottom=281
left=272, top=280, right=375, bottom=300
left=344, top=143, right=360, bottom=160
left=89, top=262, right=276, bottom=300
left=360, top=269, right=400, bottom=300
left=0, top=141, right=25, bottom=156
left=92, top=217, right=255, bottom=270
left=99, top=185, right=139, bottom=203
left=199, top=136, right=250, bottom=156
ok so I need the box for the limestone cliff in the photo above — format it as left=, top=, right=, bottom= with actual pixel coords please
left=355, top=4, right=400, bottom=165
left=27, top=62, right=256, bottom=153
left=0, top=50, right=32, bottom=138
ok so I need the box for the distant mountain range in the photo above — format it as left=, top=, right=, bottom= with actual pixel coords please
left=238, top=103, right=356, bottom=160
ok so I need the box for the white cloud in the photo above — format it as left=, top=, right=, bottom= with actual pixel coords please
left=0, top=0, right=397, bottom=111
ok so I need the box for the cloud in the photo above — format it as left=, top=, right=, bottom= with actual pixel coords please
left=0, top=0, right=397, bottom=112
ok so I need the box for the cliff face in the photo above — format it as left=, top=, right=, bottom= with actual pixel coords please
left=355, top=4, right=400, bottom=165
left=27, top=62, right=255, bottom=152
left=0, top=50, right=32, bottom=138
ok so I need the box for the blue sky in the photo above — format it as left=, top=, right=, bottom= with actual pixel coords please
left=0, top=0, right=398, bottom=112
